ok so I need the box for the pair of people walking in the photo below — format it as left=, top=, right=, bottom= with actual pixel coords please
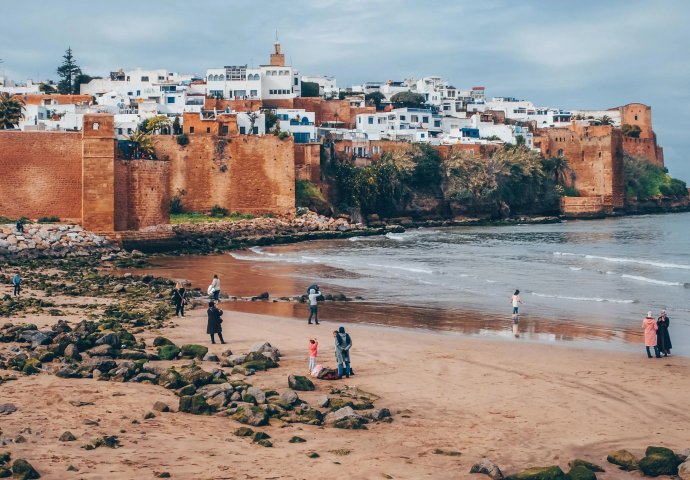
left=642, top=310, right=672, bottom=358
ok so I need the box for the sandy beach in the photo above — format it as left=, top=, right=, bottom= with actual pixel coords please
left=2, top=298, right=689, bottom=479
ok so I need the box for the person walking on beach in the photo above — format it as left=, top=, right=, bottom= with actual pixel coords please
left=12, top=272, right=21, bottom=297
left=656, top=309, right=672, bottom=357
left=308, top=337, right=318, bottom=373
left=171, top=282, right=187, bottom=318
left=207, top=300, right=225, bottom=344
left=334, top=326, right=352, bottom=378
left=308, top=287, right=320, bottom=325
left=511, top=289, right=522, bottom=317
left=643, top=311, right=660, bottom=358
left=208, top=274, right=221, bottom=301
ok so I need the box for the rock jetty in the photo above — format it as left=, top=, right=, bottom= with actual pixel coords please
left=0, top=224, right=119, bottom=260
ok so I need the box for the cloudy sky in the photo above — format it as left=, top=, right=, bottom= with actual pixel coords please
left=3, top=0, right=689, bottom=181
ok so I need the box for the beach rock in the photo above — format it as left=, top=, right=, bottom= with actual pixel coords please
left=241, top=352, right=277, bottom=371
left=30, top=332, right=52, bottom=348
left=87, top=344, right=116, bottom=357
left=566, top=466, right=597, bottom=480
left=255, top=439, right=272, bottom=448
left=324, top=406, right=368, bottom=429
left=153, top=401, right=170, bottom=412
left=158, top=368, right=186, bottom=389
left=279, top=390, right=300, bottom=407
left=202, top=352, right=220, bottom=362
left=233, top=427, right=254, bottom=437
left=180, top=344, right=208, bottom=360
left=249, top=341, right=280, bottom=357
left=365, top=408, right=392, bottom=421
left=504, top=466, right=567, bottom=480
left=178, top=395, right=212, bottom=415
left=288, top=375, right=315, bottom=391
left=63, top=344, right=81, bottom=361
left=289, top=436, right=306, bottom=443
left=316, top=395, right=330, bottom=408
left=95, top=333, right=119, bottom=347
left=307, top=452, right=320, bottom=458
left=83, top=435, right=120, bottom=450
left=119, top=349, right=149, bottom=361
left=568, top=459, right=604, bottom=473
left=679, top=459, right=690, bottom=480
left=153, top=337, right=174, bottom=347
left=144, top=412, right=156, bottom=419
left=221, top=354, right=246, bottom=367
left=155, top=472, right=171, bottom=478
left=469, top=459, right=504, bottom=480
left=0, top=404, right=17, bottom=416
left=251, top=431, right=270, bottom=442
left=14, top=435, right=27, bottom=444
left=178, top=364, right=214, bottom=388
left=678, top=448, right=690, bottom=463
left=157, top=345, right=180, bottom=361
left=232, top=405, right=269, bottom=427
left=22, top=358, right=42, bottom=375
left=246, top=386, right=266, bottom=404
left=639, top=446, right=680, bottom=476
left=113, top=284, right=126, bottom=293
left=0, top=468, right=10, bottom=478
left=607, top=449, right=639, bottom=471
left=130, top=372, right=158, bottom=384
left=220, top=349, right=233, bottom=357
left=66, top=465, right=78, bottom=472
left=11, top=459, right=40, bottom=479
left=59, top=431, right=77, bottom=442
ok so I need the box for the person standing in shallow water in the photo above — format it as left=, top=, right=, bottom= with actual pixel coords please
left=642, top=311, right=660, bottom=358
left=656, top=309, right=672, bottom=357
left=207, top=301, right=225, bottom=344
left=511, top=289, right=522, bottom=337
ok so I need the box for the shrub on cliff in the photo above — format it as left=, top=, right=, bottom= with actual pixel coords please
left=295, top=180, right=330, bottom=215
left=176, top=133, right=189, bottom=146
left=624, top=154, right=688, bottom=200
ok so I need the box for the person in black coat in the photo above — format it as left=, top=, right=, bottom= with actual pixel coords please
left=171, top=283, right=187, bottom=317
left=657, top=309, right=672, bottom=356
left=207, top=301, right=225, bottom=344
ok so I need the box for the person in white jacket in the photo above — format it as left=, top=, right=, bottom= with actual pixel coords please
left=308, top=288, right=320, bottom=325
left=209, top=274, right=220, bottom=301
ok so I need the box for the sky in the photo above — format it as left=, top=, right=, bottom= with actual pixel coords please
left=2, top=0, right=689, bottom=182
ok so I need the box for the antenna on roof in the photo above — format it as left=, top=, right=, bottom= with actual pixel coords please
left=275, top=29, right=279, bottom=43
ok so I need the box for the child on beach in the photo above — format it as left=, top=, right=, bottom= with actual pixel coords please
left=308, top=338, right=318, bottom=373
left=511, top=289, right=522, bottom=317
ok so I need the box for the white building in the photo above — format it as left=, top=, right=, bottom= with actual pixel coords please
left=301, top=75, right=338, bottom=99
left=467, top=97, right=572, bottom=128
left=275, top=108, right=316, bottom=143
left=355, top=107, right=442, bottom=143
left=0, top=77, right=42, bottom=95
left=205, top=41, right=301, bottom=101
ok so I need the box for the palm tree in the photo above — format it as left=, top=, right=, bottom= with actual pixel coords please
left=543, top=156, right=572, bottom=185
left=143, top=115, right=172, bottom=135
left=596, top=115, right=613, bottom=126
left=0, top=93, right=25, bottom=129
left=128, top=130, right=155, bottom=158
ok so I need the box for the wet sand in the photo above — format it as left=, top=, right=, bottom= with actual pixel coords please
left=126, top=254, right=646, bottom=351
left=2, top=304, right=689, bottom=479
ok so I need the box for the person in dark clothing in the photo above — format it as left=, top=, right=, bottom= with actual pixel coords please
left=657, top=309, right=672, bottom=357
left=207, top=301, right=225, bottom=344
left=15, top=221, right=24, bottom=233
left=334, top=326, right=352, bottom=378
left=12, top=272, right=22, bottom=297
left=171, top=282, right=187, bottom=317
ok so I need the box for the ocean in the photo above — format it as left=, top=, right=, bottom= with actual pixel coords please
left=141, top=212, right=690, bottom=355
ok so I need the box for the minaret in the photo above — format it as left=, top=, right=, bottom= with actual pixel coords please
left=270, top=32, right=285, bottom=66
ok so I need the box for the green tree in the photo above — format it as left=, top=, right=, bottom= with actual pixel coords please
left=143, top=115, right=172, bottom=134
left=300, top=81, right=320, bottom=97
left=72, top=73, right=93, bottom=94
left=39, top=83, right=57, bottom=94
left=542, top=156, right=572, bottom=186
left=172, top=116, right=182, bottom=135
left=128, top=130, right=155, bottom=158
left=390, top=91, right=426, bottom=108
left=365, top=91, right=385, bottom=110
left=264, top=110, right=279, bottom=132
left=622, top=154, right=687, bottom=200
left=0, top=93, right=25, bottom=129
left=621, top=124, right=641, bottom=138
left=596, top=115, right=614, bottom=126
left=56, top=47, right=82, bottom=94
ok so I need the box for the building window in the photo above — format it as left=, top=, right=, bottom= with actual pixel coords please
left=221, top=125, right=229, bottom=135
left=250, top=90, right=258, bottom=97
left=127, top=128, right=132, bottom=134
left=167, top=97, right=175, bottom=104
left=557, top=148, right=564, bottom=157
left=127, top=91, right=133, bottom=96
left=136, top=90, right=140, bottom=96
left=189, top=126, right=194, bottom=133
left=411, top=115, right=418, bottom=122
left=118, top=128, right=123, bottom=135
left=141, top=76, right=149, bottom=82
left=399, top=115, right=406, bottom=121
left=422, top=116, right=429, bottom=123
left=206, top=127, right=211, bottom=133
left=92, top=122, right=100, bottom=130
left=368, top=117, right=374, bottom=124
left=294, top=77, right=298, bottom=86
left=434, top=120, right=441, bottom=127
left=634, top=115, right=638, bottom=120
left=158, top=76, right=165, bottom=81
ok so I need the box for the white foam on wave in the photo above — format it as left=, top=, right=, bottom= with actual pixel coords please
left=385, top=233, right=406, bottom=241
left=569, top=267, right=583, bottom=271
left=554, top=252, right=690, bottom=270
left=249, top=246, right=277, bottom=256
left=530, top=292, right=636, bottom=304
left=229, top=252, right=304, bottom=264
left=367, top=263, right=433, bottom=274
left=621, top=274, right=686, bottom=287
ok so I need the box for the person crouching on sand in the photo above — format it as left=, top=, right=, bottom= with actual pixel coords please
left=642, top=311, right=660, bottom=358
left=207, top=301, right=225, bottom=344
left=308, top=338, right=318, bottom=373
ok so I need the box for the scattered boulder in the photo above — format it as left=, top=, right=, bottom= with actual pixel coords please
left=567, top=460, right=604, bottom=473
left=221, top=354, right=246, bottom=368
left=178, top=395, right=212, bottom=415
left=95, top=333, right=119, bottom=347
left=59, top=431, right=77, bottom=442
left=153, top=401, right=170, bottom=412
left=233, top=427, right=254, bottom=437
left=63, top=344, right=81, bottom=360
left=288, top=374, right=315, bottom=391
left=279, top=390, right=300, bottom=407
left=289, top=436, right=306, bottom=443
left=255, top=439, right=272, bottom=448
left=83, top=436, right=120, bottom=450
left=470, top=459, right=504, bottom=480
left=639, top=446, right=680, bottom=476
left=155, top=472, right=171, bottom=478
left=153, top=337, right=174, bottom=347
left=158, top=368, right=186, bottom=389
left=232, top=405, right=269, bottom=427
left=0, top=404, right=16, bottom=416
left=245, top=386, right=266, bottom=404
left=566, top=466, right=597, bottom=480
left=679, top=459, right=690, bottom=480
left=432, top=449, right=461, bottom=457
left=11, top=459, right=40, bottom=479
left=130, top=372, right=158, bottom=384
left=87, top=344, right=115, bottom=357
left=144, top=412, right=156, bottom=419
left=180, top=344, right=208, bottom=360
left=607, top=449, right=639, bottom=471
left=307, top=452, right=319, bottom=459
left=241, top=352, right=278, bottom=371
left=157, top=345, right=180, bottom=361
left=251, top=431, right=270, bottom=442
left=178, top=364, right=214, bottom=388
left=505, top=466, right=567, bottom=480
left=202, top=352, right=219, bottom=362
left=324, top=406, right=368, bottom=429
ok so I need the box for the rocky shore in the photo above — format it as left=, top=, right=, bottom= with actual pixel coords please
left=0, top=224, right=120, bottom=261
